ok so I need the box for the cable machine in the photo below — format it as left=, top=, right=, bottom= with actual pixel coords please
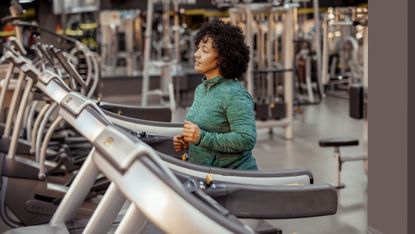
left=227, top=1, right=297, bottom=139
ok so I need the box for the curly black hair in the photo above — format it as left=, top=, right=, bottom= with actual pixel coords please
left=194, top=18, right=250, bottom=80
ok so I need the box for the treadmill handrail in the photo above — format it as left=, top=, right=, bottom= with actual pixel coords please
left=91, top=125, right=253, bottom=234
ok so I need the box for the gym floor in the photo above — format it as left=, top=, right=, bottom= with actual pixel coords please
left=253, top=97, right=367, bottom=234
left=0, top=95, right=367, bottom=233
left=106, top=94, right=368, bottom=234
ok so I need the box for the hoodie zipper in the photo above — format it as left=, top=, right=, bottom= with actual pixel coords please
left=193, top=84, right=209, bottom=118
left=188, top=84, right=208, bottom=157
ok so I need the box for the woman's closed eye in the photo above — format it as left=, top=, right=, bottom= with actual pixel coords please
left=200, top=46, right=208, bottom=52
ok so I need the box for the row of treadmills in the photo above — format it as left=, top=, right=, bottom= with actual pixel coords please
left=0, top=35, right=338, bottom=234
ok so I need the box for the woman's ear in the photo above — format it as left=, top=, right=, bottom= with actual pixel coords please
left=214, top=61, right=220, bottom=70
left=215, top=57, right=221, bottom=68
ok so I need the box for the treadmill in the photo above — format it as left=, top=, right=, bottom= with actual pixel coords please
left=4, top=75, right=337, bottom=233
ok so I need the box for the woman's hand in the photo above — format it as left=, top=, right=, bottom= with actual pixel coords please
left=173, top=134, right=189, bottom=152
left=183, top=120, right=201, bottom=144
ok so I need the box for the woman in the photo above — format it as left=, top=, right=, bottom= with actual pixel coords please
left=173, top=19, right=257, bottom=170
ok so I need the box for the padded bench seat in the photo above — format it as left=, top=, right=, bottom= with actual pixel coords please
left=319, top=137, right=359, bottom=147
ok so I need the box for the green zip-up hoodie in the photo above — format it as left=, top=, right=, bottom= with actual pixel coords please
left=185, top=76, right=258, bottom=170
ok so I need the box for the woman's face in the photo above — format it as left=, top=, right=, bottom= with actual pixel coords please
left=194, top=37, right=219, bottom=76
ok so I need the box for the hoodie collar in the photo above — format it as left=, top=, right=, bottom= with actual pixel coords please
left=203, top=76, right=224, bottom=88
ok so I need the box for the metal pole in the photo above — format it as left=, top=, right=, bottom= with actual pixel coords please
left=115, top=204, right=148, bottom=234
left=30, top=104, right=50, bottom=154
left=38, top=116, right=64, bottom=179
left=50, top=149, right=100, bottom=224
left=273, top=13, right=279, bottom=64
left=363, top=25, right=368, bottom=172
left=245, top=6, right=254, bottom=96
left=335, top=147, right=342, bottom=188
left=321, top=15, right=329, bottom=86
left=305, top=56, right=315, bottom=102
left=125, top=17, right=135, bottom=76
left=267, top=10, right=274, bottom=100
left=363, top=26, right=368, bottom=91
left=162, top=0, right=170, bottom=58
left=283, top=7, right=294, bottom=140
left=141, top=0, right=154, bottom=106
left=313, top=0, right=325, bottom=98
left=84, top=183, right=126, bottom=234
left=25, top=101, right=38, bottom=142
left=0, top=64, right=15, bottom=121
left=3, top=71, right=25, bottom=137
left=7, top=78, right=33, bottom=159
left=173, top=1, right=180, bottom=63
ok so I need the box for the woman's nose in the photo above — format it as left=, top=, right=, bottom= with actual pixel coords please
left=194, top=48, right=200, bottom=57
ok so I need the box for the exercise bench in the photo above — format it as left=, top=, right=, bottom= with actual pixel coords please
left=319, top=137, right=367, bottom=189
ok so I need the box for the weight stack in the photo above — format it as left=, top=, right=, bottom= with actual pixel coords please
left=255, top=102, right=269, bottom=121
left=270, top=102, right=286, bottom=120
left=349, top=84, right=364, bottom=119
